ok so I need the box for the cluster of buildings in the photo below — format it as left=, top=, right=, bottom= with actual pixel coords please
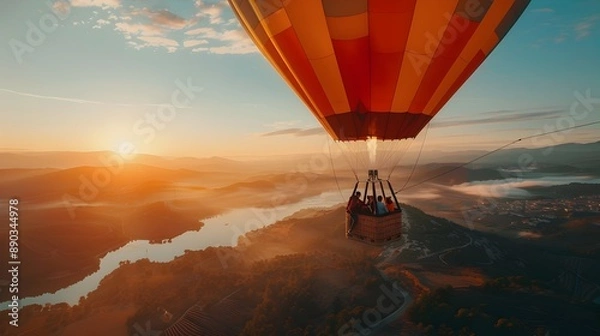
left=472, top=195, right=600, bottom=229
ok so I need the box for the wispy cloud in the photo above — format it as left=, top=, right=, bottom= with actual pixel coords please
left=136, top=36, right=179, bottom=53
left=195, top=0, right=228, bottom=24
left=0, top=88, right=183, bottom=108
left=52, top=0, right=71, bottom=16
left=112, top=9, right=193, bottom=51
left=431, top=108, right=565, bottom=128
left=549, top=14, right=600, bottom=44
left=450, top=176, right=600, bottom=198
left=264, top=120, right=301, bottom=129
left=574, top=15, right=600, bottom=40
left=70, top=0, right=121, bottom=9
left=184, top=39, right=209, bottom=48
left=114, top=22, right=163, bottom=37
left=477, top=107, right=559, bottom=117
left=131, top=9, right=192, bottom=30
left=92, top=18, right=110, bottom=29
left=261, top=127, right=324, bottom=137
left=554, top=32, right=568, bottom=43
left=184, top=26, right=256, bottom=54
left=532, top=10, right=600, bottom=47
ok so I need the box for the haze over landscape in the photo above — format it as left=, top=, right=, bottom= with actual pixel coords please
left=1, top=0, right=600, bottom=335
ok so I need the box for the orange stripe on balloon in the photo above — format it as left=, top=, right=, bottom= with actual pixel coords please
left=332, top=37, right=371, bottom=113
left=326, top=12, right=368, bottom=40
left=369, top=0, right=417, bottom=112
left=261, top=6, right=292, bottom=38
left=409, top=14, right=479, bottom=112
left=272, top=28, right=335, bottom=117
left=391, top=0, right=459, bottom=112
left=310, top=55, right=351, bottom=113
left=423, top=0, right=514, bottom=114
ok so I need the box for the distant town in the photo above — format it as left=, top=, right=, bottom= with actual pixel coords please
left=469, top=194, right=600, bottom=230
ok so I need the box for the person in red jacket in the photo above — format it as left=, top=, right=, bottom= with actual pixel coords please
left=346, top=191, right=365, bottom=233
left=346, top=191, right=365, bottom=213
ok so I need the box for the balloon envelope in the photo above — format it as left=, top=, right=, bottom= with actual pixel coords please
left=229, top=0, right=530, bottom=141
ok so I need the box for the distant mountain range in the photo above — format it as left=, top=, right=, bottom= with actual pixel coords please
left=0, top=141, right=598, bottom=173
left=476, top=140, right=600, bottom=169
left=0, top=151, right=243, bottom=170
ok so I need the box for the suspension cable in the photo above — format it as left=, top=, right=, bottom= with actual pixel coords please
left=397, top=123, right=430, bottom=187
left=328, top=139, right=351, bottom=201
left=396, top=119, right=600, bottom=193
left=333, top=140, right=359, bottom=181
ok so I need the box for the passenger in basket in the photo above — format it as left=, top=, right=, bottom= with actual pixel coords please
left=376, top=195, right=388, bottom=215
left=385, top=197, right=396, bottom=212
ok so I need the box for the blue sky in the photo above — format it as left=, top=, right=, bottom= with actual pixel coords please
left=0, top=0, right=599, bottom=157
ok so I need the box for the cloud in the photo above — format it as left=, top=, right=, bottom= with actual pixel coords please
left=184, top=39, right=209, bottom=48
left=185, top=0, right=258, bottom=54
left=92, top=18, right=110, bottom=29
left=550, top=15, right=600, bottom=44
left=431, top=108, right=565, bottom=128
left=137, top=36, right=179, bottom=53
left=70, top=0, right=121, bottom=9
left=209, top=38, right=255, bottom=54
left=261, top=127, right=324, bottom=137
left=52, top=0, right=71, bottom=16
left=64, top=0, right=258, bottom=54
left=132, top=9, right=191, bottom=30
left=114, top=22, right=164, bottom=37
left=449, top=176, right=600, bottom=198
left=137, top=36, right=178, bottom=47
left=0, top=88, right=179, bottom=108
left=265, top=120, right=301, bottom=128
left=184, top=26, right=256, bottom=54
left=533, top=13, right=599, bottom=46
left=111, top=8, right=194, bottom=52
left=397, top=187, right=441, bottom=200
left=477, top=108, right=559, bottom=117
left=185, top=27, right=220, bottom=38
left=195, top=0, right=228, bottom=24
left=574, top=15, right=600, bottom=40
left=127, top=41, right=143, bottom=50
left=554, top=32, right=568, bottom=43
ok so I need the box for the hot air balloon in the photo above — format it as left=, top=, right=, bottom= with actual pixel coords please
left=229, top=0, right=530, bottom=243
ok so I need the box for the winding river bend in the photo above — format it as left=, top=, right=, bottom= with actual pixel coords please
left=3, top=190, right=349, bottom=309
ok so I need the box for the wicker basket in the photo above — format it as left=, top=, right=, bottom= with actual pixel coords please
left=345, top=211, right=402, bottom=245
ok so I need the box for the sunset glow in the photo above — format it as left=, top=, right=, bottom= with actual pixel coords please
left=0, top=1, right=598, bottom=157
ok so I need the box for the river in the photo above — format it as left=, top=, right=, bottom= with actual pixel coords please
left=3, top=190, right=350, bottom=308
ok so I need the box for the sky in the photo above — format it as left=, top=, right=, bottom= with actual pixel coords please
left=0, top=0, right=599, bottom=158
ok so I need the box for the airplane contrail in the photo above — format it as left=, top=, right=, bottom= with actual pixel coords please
left=0, top=88, right=191, bottom=108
